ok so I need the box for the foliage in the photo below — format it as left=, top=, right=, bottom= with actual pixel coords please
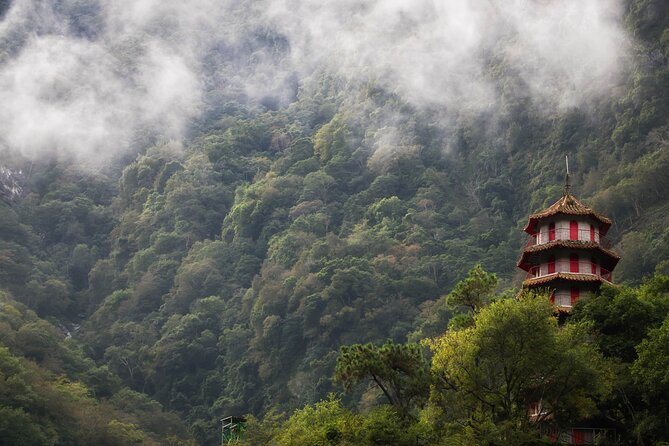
left=249, top=396, right=427, bottom=446
left=426, top=291, right=612, bottom=441
left=0, top=292, right=193, bottom=444
left=630, top=315, right=669, bottom=442
left=334, top=341, right=430, bottom=418
left=570, top=275, right=669, bottom=445
left=444, top=264, right=498, bottom=313
left=0, top=2, right=668, bottom=444
left=571, top=278, right=669, bottom=362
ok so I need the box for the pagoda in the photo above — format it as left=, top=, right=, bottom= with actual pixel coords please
left=517, top=182, right=620, bottom=311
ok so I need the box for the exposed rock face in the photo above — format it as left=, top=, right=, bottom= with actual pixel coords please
left=0, top=165, right=23, bottom=204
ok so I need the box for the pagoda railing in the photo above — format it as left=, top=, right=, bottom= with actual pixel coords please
left=525, top=228, right=613, bottom=250
left=527, top=261, right=612, bottom=282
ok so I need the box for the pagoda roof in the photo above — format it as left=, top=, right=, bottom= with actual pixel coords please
left=523, top=272, right=612, bottom=287
left=523, top=193, right=612, bottom=235
left=517, top=240, right=620, bottom=271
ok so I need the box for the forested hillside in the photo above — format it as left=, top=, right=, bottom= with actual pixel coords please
left=0, top=0, right=668, bottom=444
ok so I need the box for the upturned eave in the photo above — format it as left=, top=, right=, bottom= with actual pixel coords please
left=517, top=240, right=620, bottom=271
left=522, top=272, right=613, bottom=287
left=523, top=194, right=612, bottom=235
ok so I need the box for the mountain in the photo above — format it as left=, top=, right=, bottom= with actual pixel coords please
left=0, top=0, right=668, bottom=444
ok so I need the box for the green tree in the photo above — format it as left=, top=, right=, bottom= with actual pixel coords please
left=445, top=264, right=498, bottom=313
left=334, top=341, right=430, bottom=418
left=273, top=396, right=361, bottom=446
left=426, top=291, right=612, bottom=441
left=571, top=280, right=669, bottom=362
left=301, top=171, right=336, bottom=204
left=0, top=407, right=46, bottom=446
left=313, top=115, right=351, bottom=163
left=631, top=314, right=669, bottom=442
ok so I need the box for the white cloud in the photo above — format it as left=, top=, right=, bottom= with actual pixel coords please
left=0, top=0, right=630, bottom=163
left=267, top=0, right=629, bottom=110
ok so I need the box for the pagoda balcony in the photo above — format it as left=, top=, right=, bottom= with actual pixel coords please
left=527, top=261, right=613, bottom=282
left=525, top=228, right=613, bottom=249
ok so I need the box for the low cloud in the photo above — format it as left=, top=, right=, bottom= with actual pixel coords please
left=0, top=0, right=631, bottom=163
left=268, top=0, right=629, bottom=111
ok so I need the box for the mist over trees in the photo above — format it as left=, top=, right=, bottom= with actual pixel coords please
left=0, top=0, right=668, bottom=444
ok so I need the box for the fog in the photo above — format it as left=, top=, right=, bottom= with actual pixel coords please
left=0, top=0, right=630, bottom=163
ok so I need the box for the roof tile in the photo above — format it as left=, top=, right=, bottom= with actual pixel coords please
left=523, top=194, right=611, bottom=234
left=523, top=272, right=612, bottom=287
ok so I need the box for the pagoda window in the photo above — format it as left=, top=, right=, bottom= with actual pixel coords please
left=548, top=222, right=555, bottom=241
left=555, top=290, right=570, bottom=307
left=570, top=286, right=580, bottom=306
left=547, top=255, right=556, bottom=274
left=590, top=224, right=595, bottom=241
left=570, top=220, right=579, bottom=240
left=570, top=254, right=579, bottom=272
left=591, top=257, right=597, bottom=274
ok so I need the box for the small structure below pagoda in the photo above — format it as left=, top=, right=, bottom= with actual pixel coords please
left=517, top=191, right=620, bottom=311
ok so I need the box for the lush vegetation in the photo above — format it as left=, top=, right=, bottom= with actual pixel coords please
left=236, top=274, right=669, bottom=445
left=0, top=0, right=668, bottom=444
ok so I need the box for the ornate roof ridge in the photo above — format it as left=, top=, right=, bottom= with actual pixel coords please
left=521, top=240, right=620, bottom=259
left=523, top=193, right=612, bottom=234
left=522, top=272, right=613, bottom=287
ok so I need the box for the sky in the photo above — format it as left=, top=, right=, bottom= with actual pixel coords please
left=0, top=0, right=631, bottom=163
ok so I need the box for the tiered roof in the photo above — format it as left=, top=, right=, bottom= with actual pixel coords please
left=517, top=239, right=620, bottom=272
left=523, top=272, right=612, bottom=287
left=523, top=194, right=612, bottom=235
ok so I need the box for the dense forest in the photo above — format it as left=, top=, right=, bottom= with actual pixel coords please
left=0, top=0, right=669, bottom=444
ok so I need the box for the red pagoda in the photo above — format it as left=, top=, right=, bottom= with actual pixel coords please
left=517, top=186, right=619, bottom=311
